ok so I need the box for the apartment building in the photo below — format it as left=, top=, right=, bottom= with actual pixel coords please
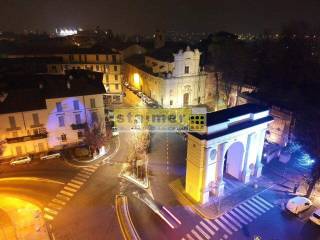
left=0, top=71, right=106, bottom=159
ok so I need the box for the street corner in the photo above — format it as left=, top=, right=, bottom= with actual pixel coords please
left=0, top=194, right=51, bottom=240
left=168, top=178, right=218, bottom=220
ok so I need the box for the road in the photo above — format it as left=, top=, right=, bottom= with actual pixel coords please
left=1, top=128, right=320, bottom=239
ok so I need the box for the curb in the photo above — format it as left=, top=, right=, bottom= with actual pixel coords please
left=115, top=194, right=141, bottom=240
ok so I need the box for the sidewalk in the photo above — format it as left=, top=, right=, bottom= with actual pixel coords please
left=169, top=175, right=275, bottom=219
left=0, top=195, right=50, bottom=240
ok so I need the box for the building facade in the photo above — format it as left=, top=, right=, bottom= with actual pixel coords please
left=125, top=46, right=207, bottom=108
left=0, top=71, right=106, bottom=159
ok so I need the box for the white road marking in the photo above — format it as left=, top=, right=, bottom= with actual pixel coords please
left=200, top=221, right=215, bottom=236
left=56, top=194, right=70, bottom=201
left=83, top=168, right=95, bottom=173
left=60, top=190, right=74, bottom=197
left=51, top=198, right=66, bottom=206
left=48, top=202, right=63, bottom=210
left=224, top=212, right=242, bottom=228
left=74, top=176, right=87, bottom=182
left=242, top=202, right=262, bottom=216
left=86, top=165, right=98, bottom=170
left=67, top=183, right=81, bottom=189
left=186, top=234, right=195, bottom=240
left=255, top=196, right=274, bottom=208
left=205, top=219, right=219, bottom=231
left=229, top=210, right=248, bottom=224
left=195, top=225, right=210, bottom=239
left=191, top=229, right=204, bottom=240
left=215, top=218, right=233, bottom=235
left=44, top=214, right=54, bottom=221
left=70, top=179, right=84, bottom=185
left=77, top=173, right=90, bottom=178
left=238, top=205, right=257, bottom=219
left=247, top=199, right=266, bottom=213
left=251, top=197, right=271, bottom=211
left=63, top=186, right=78, bottom=193
left=232, top=208, right=252, bottom=222
left=44, top=207, right=58, bottom=215
left=220, top=215, right=238, bottom=231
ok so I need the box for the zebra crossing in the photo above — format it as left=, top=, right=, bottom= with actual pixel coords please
left=181, top=195, right=274, bottom=240
left=43, top=164, right=100, bottom=221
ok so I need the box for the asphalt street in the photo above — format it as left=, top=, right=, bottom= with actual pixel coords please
left=1, top=130, right=320, bottom=240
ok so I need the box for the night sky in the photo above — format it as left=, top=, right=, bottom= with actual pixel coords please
left=1, top=0, right=320, bottom=34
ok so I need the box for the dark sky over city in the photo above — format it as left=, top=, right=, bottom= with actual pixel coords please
left=1, top=0, right=320, bottom=34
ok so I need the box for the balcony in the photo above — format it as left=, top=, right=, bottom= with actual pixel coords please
left=6, top=133, right=48, bottom=144
left=71, top=123, right=87, bottom=130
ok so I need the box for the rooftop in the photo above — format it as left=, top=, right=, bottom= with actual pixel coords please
left=0, top=70, right=106, bottom=114
left=146, top=42, right=191, bottom=62
left=206, top=104, right=270, bottom=125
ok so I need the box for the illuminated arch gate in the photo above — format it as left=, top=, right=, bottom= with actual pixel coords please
left=185, top=104, right=273, bottom=204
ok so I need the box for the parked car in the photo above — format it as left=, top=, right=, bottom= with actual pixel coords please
left=10, top=156, right=32, bottom=166
left=310, top=209, right=320, bottom=225
left=286, top=196, right=312, bottom=214
left=40, top=152, right=61, bottom=160
left=112, top=127, right=119, bottom=137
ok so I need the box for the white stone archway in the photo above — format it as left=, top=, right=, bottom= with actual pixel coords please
left=224, top=141, right=245, bottom=180
left=185, top=104, right=273, bottom=204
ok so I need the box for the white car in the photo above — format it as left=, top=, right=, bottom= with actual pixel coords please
left=286, top=196, right=312, bottom=214
left=10, top=156, right=32, bottom=166
left=112, top=127, right=119, bottom=137
left=310, top=209, right=320, bottom=225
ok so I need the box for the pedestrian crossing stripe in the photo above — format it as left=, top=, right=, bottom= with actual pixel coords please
left=182, top=196, right=274, bottom=240
left=200, top=221, right=215, bottom=236
left=232, top=208, right=252, bottom=222
left=242, top=202, right=262, bottom=216
left=51, top=198, right=66, bottom=205
left=246, top=200, right=266, bottom=213
left=77, top=173, right=91, bottom=178
left=215, top=219, right=233, bottom=235
left=191, top=229, right=204, bottom=240
left=238, top=204, right=257, bottom=219
left=251, top=197, right=270, bottom=210
left=67, top=182, right=81, bottom=188
left=195, top=225, right=210, bottom=239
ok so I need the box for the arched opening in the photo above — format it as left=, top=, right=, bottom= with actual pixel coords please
left=183, top=93, right=189, bottom=106
left=224, top=142, right=245, bottom=180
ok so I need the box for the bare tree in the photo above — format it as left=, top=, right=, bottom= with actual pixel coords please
left=83, top=118, right=111, bottom=155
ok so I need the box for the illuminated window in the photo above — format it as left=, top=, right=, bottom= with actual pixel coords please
left=16, top=146, right=22, bottom=155
left=32, top=113, right=40, bottom=126
left=75, top=114, right=81, bottom=124
left=90, top=98, right=96, bottom=108
left=91, top=112, right=98, bottom=123
left=73, top=100, right=80, bottom=110
left=58, top=116, right=65, bottom=127
left=8, top=116, right=16, bottom=129
left=61, top=134, right=67, bottom=142
left=78, top=131, right=84, bottom=139
left=56, top=102, right=63, bottom=112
